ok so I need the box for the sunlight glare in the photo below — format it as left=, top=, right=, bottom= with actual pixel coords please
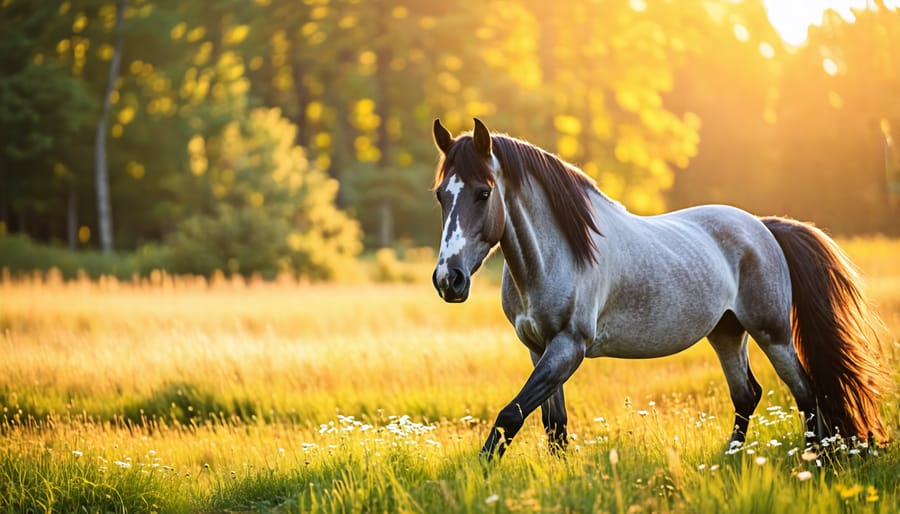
left=762, top=0, right=868, bottom=46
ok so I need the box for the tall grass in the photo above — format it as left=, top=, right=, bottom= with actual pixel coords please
left=1, top=238, right=898, bottom=512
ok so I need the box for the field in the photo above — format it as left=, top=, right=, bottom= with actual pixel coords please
left=2, top=238, right=899, bottom=513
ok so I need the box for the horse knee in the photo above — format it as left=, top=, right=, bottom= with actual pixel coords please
left=495, top=404, right=527, bottom=434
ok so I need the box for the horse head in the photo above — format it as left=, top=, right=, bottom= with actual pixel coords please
left=431, top=118, right=505, bottom=302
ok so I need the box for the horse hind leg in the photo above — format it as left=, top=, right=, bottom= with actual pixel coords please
left=746, top=324, right=819, bottom=447
left=541, top=386, right=568, bottom=454
left=708, top=311, right=763, bottom=446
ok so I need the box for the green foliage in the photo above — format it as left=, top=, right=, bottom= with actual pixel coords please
left=368, top=247, right=434, bottom=283
left=167, top=107, right=362, bottom=280
left=0, top=234, right=171, bottom=279
left=167, top=205, right=292, bottom=279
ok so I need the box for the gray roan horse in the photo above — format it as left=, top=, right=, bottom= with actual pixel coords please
left=431, top=118, right=890, bottom=461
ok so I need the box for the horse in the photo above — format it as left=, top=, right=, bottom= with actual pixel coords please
left=430, top=118, right=891, bottom=460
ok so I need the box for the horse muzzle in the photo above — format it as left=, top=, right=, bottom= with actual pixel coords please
left=433, top=267, right=471, bottom=303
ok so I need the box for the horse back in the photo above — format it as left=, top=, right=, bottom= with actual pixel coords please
left=585, top=204, right=789, bottom=358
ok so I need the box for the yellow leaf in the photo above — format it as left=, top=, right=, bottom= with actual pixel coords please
left=186, top=26, right=205, bottom=43
left=117, top=106, right=135, bottom=125
left=247, top=192, right=264, bottom=208
left=72, top=14, right=87, bottom=33
left=555, top=115, right=581, bottom=135
left=557, top=134, right=580, bottom=159
left=170, top=22, right=186, bottom=40
left=225, top=25, right=250, bottom=45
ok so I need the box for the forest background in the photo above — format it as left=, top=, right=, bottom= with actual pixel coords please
left=2, top=0, right=899, bottom=281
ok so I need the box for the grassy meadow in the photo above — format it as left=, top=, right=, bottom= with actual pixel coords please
left=1, top=238, right=899, bottom=513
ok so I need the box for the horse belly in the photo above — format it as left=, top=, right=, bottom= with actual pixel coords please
left=587, top=310, right=720, bottom=359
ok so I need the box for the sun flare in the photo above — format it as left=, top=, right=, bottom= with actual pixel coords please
left=761, top=0, right=899, bottom=46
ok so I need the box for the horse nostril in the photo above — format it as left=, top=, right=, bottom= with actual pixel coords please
left=449, top=268, right=466, bottom=293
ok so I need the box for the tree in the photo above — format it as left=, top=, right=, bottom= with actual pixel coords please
left=0, top=2, right=95, bottom=244
left=667, top=0, right=782, bottom=214
left=773, top=4, right=900, bottom=234
left=168, top=108, right=362, bottom=279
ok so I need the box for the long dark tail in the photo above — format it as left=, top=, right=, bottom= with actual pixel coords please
left=762, top=217, right=891, bottom=442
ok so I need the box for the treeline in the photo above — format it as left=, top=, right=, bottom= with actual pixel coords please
left=1, top=1, right=898, bottom=279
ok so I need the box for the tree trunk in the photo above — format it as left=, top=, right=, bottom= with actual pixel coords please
left=323, top=52, right=354, bottom=209
left=67, top=180, right=78, bottom=250
left=290, top=54, right=311, bottom=150
left=378, top=200, right=393, bottom=250
left=0, top=160, right=7, bottom=234
left=372, top=0, right=393, bottom=248
left=95, top=0, right=126, bottom=253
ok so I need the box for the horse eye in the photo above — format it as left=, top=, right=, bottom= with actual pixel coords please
left=476, top=189, right=491, bottom=202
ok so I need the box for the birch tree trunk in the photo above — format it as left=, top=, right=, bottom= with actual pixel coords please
left=95, top=0, right=126, bottom=253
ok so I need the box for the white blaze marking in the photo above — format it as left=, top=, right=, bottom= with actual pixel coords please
left=436, top=175, right=467, bottom=282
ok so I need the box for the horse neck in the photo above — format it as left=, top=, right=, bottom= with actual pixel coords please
left=498, top=180, right=573, bottom=285
left=498, top=178, right=628, bottom=287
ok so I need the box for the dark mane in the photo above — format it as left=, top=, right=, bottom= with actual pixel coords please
left=435, top=134, right=601, bottom=267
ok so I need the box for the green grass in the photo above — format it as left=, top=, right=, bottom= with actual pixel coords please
left=1, top=238, right=899, bottom=513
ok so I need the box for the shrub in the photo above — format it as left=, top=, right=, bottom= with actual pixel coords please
left=0, top=235, right=174, bottom=280
left=167, top=108, right=362, bottom=281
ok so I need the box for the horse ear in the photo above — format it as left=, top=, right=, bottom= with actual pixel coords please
left=473, top=118, right=492, bottom=157
left=433, top=119, right=453, bottom=155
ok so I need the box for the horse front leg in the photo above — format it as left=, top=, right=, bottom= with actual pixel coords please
left=481, top=333, right=585, bottom=461
left=530, top=350, right=569, bottom=455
